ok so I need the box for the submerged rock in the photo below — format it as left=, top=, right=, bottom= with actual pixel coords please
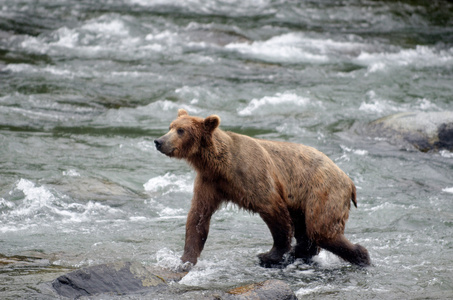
left=50, top=176, right=138, bottom=202
left=225, top=279, right=297, bottom=300
left=367, top=111, right=453, bottom=152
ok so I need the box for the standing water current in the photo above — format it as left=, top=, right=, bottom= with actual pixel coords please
left=1, top=1, right=452, bottom=299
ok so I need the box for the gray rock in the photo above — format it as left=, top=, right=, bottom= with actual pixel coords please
left=367, top=111, right=453, bottom=152
left=52, top=261, right=186, bottom=298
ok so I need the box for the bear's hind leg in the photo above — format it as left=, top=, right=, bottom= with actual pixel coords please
left=318, top=234, right=371, bottom=267
left=257, top=208, right=293, bottom=268
left=293, top=223, right=320, bottom=263
left=289, top=211, right=320, bottom=263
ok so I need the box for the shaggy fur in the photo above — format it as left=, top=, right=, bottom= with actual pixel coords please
left=155, top=109, right=370, bottom=268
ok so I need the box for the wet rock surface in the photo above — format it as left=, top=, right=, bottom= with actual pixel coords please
left=52, top=261, right=186, bottom=298
left=224, top=279, right=298, bottom=300
left=367, top=111, right=453, bottom=152
left=50, top=261, right=297, bottom=299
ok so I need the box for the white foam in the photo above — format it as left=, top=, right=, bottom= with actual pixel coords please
left=15, top=178, right=56, bottom=213
left=296, top=286, right=321, bottom=296
left=81, top=18, right=130, bottom=37
left=175, top=86, right=217, bottom=104
left=43, top=66, right=74, bottom=77
left=155, top=248, right=185, bottom=271
left=226, top=32, right=382, bottom=64
left=416, top=98, right=440, bottom=111
left=145, top=30, right=178, bottom=43
left=359, top=101, right=388, bottom=114
left=64, top=201, right=121, bottom=223
left=144, top=172, right=193, bottom=195
left=137, top=140, right=156, bottom=152
left=0, top=179, right=122, bottom=232
left=17, top=16, right=149, bottom=59
left=177, top=254, right=241, bottom=287
left=367, top=62, right=386, bottom=73
left=357, top=45, right=453, bottom=72
left=19, top=26, right=81, bottom=55
left=5, top=63, right=84, bottom=80
left=442, top=187, right=453, bottom=194
left=63, top=169, right=81, bottom=177
left=360, top=91, right=443, bottom=115
left=4, top=63, right=33, bottom=73
left=0, top=198, right=14, bottom=209
left=129, top=216, right=147, bottom=222
left=101, top=100, right=199, bottom=126
left=367, top=201, right=413, bottom=212
left=340, top=145, right=368, bottom=156
left=158, top=207, right=185, bottom=218
left=233, top=35, right=450, bottom=73
left=359, top=90, right=401, bottom=114
left=312, top=249, right=342, bottom=266
left=128, top=0, right=272, bottom=14
left=275, top=122, right=307, bottom=137
left=3, top=105, right=65, bottom=121
left=129, top=0, right=182, bottom=6
left=144, top=173, right=191, bottom=217
left=238, top=92, right=310, bottom=116
left=226, top=33, right=329, bottom=63
left=51, top=27, right=80, bottom=48
left=439, top=150, right=453, bottom=158
left=178, top=262, right=219, bottom=286
left=296, top=284, right=336, bottom=297
left=19, top=36, right=48, bottom=54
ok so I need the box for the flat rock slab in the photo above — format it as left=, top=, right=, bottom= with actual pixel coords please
left=52, top=261, right=186, bottom=298
left=367, top=111, right=453, bottom=152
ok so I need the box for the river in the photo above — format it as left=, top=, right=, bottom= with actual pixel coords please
left=1, top=0, right=453, bottom=299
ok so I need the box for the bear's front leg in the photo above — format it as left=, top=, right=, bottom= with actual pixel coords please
left=181, top=203, right=212, bottom=266
left=257, top=204, right=293, bottom=268
left=180, top=181, right=222, bottom=268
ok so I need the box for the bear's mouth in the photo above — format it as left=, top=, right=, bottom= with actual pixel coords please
left=162, top=147, right=176, bottom=157
left=167, top=148, right=176, bottom=157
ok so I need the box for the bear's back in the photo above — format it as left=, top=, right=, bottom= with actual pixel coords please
left=255, top=136, right=353, bottom=208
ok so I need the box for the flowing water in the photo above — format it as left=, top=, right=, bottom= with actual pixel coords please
left=1, top=0, right=453, bottom=299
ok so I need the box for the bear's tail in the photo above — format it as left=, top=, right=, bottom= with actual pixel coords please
left=351, top=183, right=357, bottom=208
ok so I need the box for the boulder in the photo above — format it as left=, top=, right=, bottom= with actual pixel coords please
left=52, top=261, right=186, bottom=298
left=367, top=111, right=453, bottom=152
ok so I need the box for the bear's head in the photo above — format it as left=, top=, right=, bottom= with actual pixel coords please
left=154, top=109, right=220, bottom=159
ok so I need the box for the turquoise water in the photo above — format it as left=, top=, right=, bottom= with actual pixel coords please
left=1, top=1, right=453, bottom=298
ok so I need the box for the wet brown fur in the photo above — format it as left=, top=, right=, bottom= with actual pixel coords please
left=154, top=109, right=370, bottom=268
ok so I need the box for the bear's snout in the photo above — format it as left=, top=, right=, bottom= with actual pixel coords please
left=154, top=139, right=163, bottom=152
left=155, top=136, right=174, bottom=156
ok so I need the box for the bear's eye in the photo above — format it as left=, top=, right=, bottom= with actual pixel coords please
left=177, top=128, right=184, bottom=135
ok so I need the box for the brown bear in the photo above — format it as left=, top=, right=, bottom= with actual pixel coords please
left=154, top=109, right=370, bottom=269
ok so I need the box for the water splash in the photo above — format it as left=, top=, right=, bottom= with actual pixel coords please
left=238, top=92, right=311, bottom=116
left=442, top=187, right=453, bottom=194
left=144, top=172, right=193, bottom=196
left=0, top=179, right=122, bottom=233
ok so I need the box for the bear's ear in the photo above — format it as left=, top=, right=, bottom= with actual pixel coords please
left=204, top=115, right=220, bottom=133
left=178, top=109, right=189, bottom=117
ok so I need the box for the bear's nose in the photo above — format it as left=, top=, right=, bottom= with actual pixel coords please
left=154, top=139, right=162, bottom=151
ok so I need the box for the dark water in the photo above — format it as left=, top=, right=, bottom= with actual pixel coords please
left=1, top=0, right=453, bottom=299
